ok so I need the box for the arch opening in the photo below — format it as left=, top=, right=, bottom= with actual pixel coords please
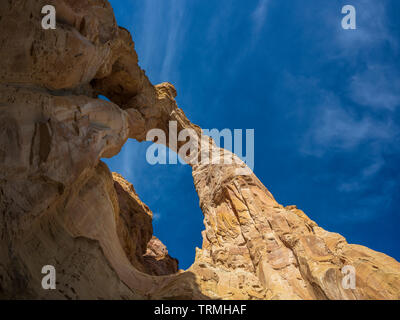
left=103, top=138, right=204, bottom=271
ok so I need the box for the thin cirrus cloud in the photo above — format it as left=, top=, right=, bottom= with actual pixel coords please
left=329, top=0, right=397, bottom=56
left=158, top=0, right=187, bottom=82
left=298, top=73, right=399, bottom=221
left=337, top=158, right=384, bottom=193
left=138, top=0, right=188, bottom=84
left=302, top=93, right=398, bottom=221
left=302, top=1, right=399, bottom=159
left=302, top=97, right=397, bottom=156
left=313, top=0, right=398, bottom=100
left=218, top=0, right=270, bottom=81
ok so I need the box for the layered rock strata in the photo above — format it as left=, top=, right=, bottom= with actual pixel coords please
left=0, top=0, right=399, bottom=300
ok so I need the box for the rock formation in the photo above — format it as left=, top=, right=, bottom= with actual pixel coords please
left=0, top=0, right=399, bottom=300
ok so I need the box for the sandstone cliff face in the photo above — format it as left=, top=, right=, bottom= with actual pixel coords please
left=144, top=236, right=179, bottom=276
left=0, top=0, right=399, bottom=300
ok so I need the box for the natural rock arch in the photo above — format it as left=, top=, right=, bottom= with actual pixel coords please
left=0, top=0, right=399, bottom=300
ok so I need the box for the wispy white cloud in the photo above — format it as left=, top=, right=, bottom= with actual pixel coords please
left=121, top=140, right=137, bottom=176
left=350, top=65, right=400, bottom=111
left=159, top=0, right=187, bottom=81
left=361, top=159, right=385, bottom=178
left=252, top=0, right=269, bottom=37
left=337, top=158, right=384, bottom=193
left=318, top=0, right=398, bottom=61
left=303, top=102, right=396, bottom=155
left=339, top=186, right=395, bottom=221
left=136, top=0, right=188, bottom=83
left=284, top=71, right=398, bottom=158
left=219, top=0, right=270, bottom=81
left=293, top=73, right=399, bottom=213
left=138, top=0, right=162, bottom=74
left=300, top=0, right=400, bottom=179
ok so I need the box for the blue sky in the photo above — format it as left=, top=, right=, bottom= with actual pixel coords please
left=104, top=0, right=400, bottom=269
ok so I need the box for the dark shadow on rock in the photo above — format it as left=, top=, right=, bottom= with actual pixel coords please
left=113, top=175, right=180, bottom=277
left=143, top=236, right=179, bottom=276
left=149, top=271, right=214, bottom=300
